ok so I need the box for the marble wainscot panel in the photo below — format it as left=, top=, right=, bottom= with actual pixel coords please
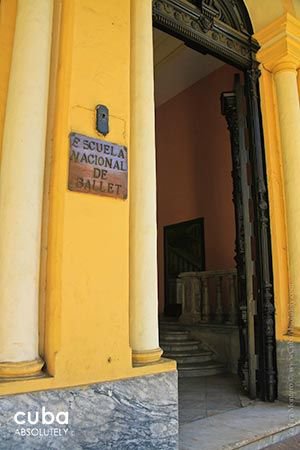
left=0, top=371, right=178, bottom=450
left=277, top=340, right=300, bottom=403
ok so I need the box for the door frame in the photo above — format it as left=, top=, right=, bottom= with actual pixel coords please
left=164, top=218, right=205, bottom=316
left=153, top=0, right=277, bottom=401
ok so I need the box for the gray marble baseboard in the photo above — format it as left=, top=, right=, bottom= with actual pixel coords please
left=277, top=340, right=300, bottom=404
left=0, top=371, right=178, bottom=449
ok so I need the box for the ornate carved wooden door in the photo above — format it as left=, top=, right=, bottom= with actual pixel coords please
left=222, top=75, right=256, bottom=398
left=222, top=74, right=276, bottom=401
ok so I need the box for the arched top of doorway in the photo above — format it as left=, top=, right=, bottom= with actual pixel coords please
left=187, top=0, right=253, bottom=35
left=152, top=0, right=259, bottom=69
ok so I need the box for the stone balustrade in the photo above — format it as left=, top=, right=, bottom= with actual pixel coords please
left=178, top=269, right=238, bottom=325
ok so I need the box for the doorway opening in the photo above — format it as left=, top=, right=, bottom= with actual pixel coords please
left=164, top=218, right=205, bottom=317
left=154, top=28, right=243, bottom=420
left=153, top=0, right=277, bottom=409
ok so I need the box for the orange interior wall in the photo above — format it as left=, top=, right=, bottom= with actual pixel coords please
left=155, top=64, right=239, bottom=313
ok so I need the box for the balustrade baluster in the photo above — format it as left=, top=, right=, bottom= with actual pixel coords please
left=228, top=273, right=237, bottom=324
left=176, top=278, right=184, bottom=306
left=215, top=275, right=223, bottom=323
left=180, top=277, right=186, bottom=315
left=201, top=276, right=210, bottom=322
left=199, top=277, right=203, bottom=321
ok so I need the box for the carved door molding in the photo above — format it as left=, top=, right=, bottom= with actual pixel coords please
left=152, top=0, right=258, bottom=69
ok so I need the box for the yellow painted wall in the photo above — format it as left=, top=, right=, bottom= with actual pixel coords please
left=245, top=0, right=300, bottom=31
left=244, top=0, right=300, bottom=342
left=295, top=0, right=300, bottom=18
left=254, top=12, right=300, bottom=343
left=245, top=0, right=284, bottom=31
left=43, top=0, right=176, bottom=387
left=46, top=0, right=132, bottom=383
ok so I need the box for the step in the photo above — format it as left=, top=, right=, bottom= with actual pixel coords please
left=160, top=324, right=184, bottom=332
left=163, top=350, right=213, bottom=364
left=160, top=340, right=201, bottom=352
left=162, top=344, right=208, bottom=355
left=159, top=331, right=190, bottom=342
left=178, top=361, right=226, bottom=377
left=160, top=329, right=189, bottom=335
left=162, top=346, right=210, bottom=356
left=159, top=318, right=179, bottom=323
left=159, top=320, right=182, bottom=328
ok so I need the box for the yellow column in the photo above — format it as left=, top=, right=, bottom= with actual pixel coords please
left=256, top=13, right=300, bottom=334
left=129, top=0, right=162, bottom=364
left=0, top=0, right=53, bottom=377
left=274, top=63, right=300, bottom=332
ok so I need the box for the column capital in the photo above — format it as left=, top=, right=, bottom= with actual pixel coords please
left=255, top=13, right=300, bottom=73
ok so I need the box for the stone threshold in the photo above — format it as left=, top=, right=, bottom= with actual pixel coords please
left=227, top=423, right=300, bottom=449
left=180, top=401, right=300, bottom=450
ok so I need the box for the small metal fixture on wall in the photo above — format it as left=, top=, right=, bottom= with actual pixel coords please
left=96, top=104, right=109, bottom=136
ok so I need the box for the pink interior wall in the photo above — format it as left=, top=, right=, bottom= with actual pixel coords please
left=156, top=64, right=238, bottom=313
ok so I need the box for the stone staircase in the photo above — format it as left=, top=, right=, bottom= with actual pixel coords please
left=160, top=319, right=226, bottom=377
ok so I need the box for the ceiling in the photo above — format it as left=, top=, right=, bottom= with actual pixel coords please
left=153, top=29, right=224, bottom=107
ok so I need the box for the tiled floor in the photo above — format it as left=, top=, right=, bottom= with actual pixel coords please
left=179, top=373, right=242, bottom=425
